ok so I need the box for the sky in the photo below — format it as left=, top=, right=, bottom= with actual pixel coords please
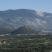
left=0, top=0, right=52, bottom=12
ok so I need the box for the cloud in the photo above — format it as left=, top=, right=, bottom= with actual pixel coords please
left=36, top=11, right=44, bottom=17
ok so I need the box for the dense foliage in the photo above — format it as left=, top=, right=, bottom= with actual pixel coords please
left=0, top=35, right=52, bottom=52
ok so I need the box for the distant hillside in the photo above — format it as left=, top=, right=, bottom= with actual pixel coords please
left=0, top=9, right=51, bottom=34
left=10, top=26, right=36, bottom=35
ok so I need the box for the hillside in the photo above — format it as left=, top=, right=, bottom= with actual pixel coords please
left=0, top=9, right=51, bottom=34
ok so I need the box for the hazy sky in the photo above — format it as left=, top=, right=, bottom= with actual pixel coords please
left=0, top=0, right=52, bottom=12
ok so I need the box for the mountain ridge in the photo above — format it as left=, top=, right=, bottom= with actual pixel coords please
left=0, top=9, right=51, bottom=34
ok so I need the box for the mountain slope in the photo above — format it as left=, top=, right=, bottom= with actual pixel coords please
left=0, top=9, right=51, bottom=34
left=10, top=26, right=35, bottom=35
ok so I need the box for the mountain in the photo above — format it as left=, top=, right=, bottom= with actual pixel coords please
left=10, top=25, right=42, bottom=35
left=0, top=9, right=51, bottom=34
left=10, top=26, right=34, bottom=35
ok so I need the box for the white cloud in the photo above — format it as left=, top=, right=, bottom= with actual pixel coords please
left=37, top=11, right=44, bottom=17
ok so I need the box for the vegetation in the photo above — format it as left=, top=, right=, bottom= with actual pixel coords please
left=0, top=35, right=52, bottom=52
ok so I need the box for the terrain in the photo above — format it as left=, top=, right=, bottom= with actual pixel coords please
left=0, top=9, right=52, bottom=52
left=0, top=9, right=52, bottom=35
